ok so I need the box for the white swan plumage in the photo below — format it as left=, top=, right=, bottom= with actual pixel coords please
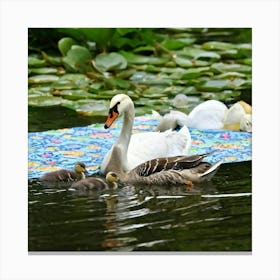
left=156, top=99, right=252, bottom=132
left=101, top=94, right=191, bottom=174
left=156, top=100, right=228, bottom=131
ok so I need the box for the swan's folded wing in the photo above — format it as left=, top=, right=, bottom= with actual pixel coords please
left=133, top=153, right=211, bottom=177
left=127, top=126, right=191, bottom=170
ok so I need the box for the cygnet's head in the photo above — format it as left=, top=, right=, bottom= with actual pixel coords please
left=240, top=114, right=252, bottom=132
left=104, top=94, right=133, bottom=129
left=106, top=172, right=120, bottom=183
left=74, top=162, right=87, bottom=173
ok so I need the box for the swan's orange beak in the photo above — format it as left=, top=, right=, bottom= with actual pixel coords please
left=104, top=111, right=119, bottom=129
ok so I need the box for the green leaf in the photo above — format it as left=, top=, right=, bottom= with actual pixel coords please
left=120, top=51, right=169, bottom=65
left=95, top=52, right=127, bottom=72
left=62, top=99, right=109, bottom=117
left=58, top=37, right=77, bottom=56
left=180, top=67, right=211, bottom=79
left=174, top=57, right=193, bottom=67
left=196, top=78, right=248, bottom=92
left=176, top=47, right=221, bottom=60
left=79, top=28, right=116, bottom=51
left=29, top=67, right=58, bottom=75
left=162, top=40, right=186, bottom=50
left=88, top=82, right=104, bottom=93
left=28, top=96, right=64, bottom=106
left=62, top=45, right=92, bottom=73
left=133, top=45, right=155, bottom=53
left=116, top=69, right=136, bottom=79
left=51, top=74, right=90, bottom=90
left=116, top=28, right=140, bottom=36
left=104, top=78, right=131, bottom=89
left=202, top=41, right=235, bottom=50
left=216, top=72, right=246, bottom=79
left=58, top=89, right=94, bottom=100
left=41, top=52, right=62, bottom=66
left=28, top=75, right=59, bottom=84
left=28, top=56, right=46, bottom=67
left=211, top=62, right=251, bottom=74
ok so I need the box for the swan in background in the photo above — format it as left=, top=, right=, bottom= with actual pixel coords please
left=156, top=100, right=252, bottom=132
left=156, top=100, right=228, bottom=131
left=101, top=94, right=192, bottom=175
left=187, top=100, right=228, bottom=130
left=106, top=149, right=222, bottom=186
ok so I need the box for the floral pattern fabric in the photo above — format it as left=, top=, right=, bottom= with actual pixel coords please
left=28, top=115, right=252, bottom=179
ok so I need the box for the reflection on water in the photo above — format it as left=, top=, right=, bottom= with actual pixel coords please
left=28, top=161, right=251, bottom=252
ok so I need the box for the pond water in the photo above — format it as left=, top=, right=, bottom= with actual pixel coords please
left=28, top=161, right=251, bottom=252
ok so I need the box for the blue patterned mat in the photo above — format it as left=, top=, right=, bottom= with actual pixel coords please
left=28, top=115, right=252, bottom=179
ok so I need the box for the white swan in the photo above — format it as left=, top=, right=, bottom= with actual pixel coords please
left=156, top=100, right=228, bottom=131
left=101, top=94, right=191, bottom=175
left=156, top=100, right=252, bottom=132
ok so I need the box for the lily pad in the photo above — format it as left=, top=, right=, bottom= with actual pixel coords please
left=216, top=72, right=246, bottom=79
left=142, top=77, right=173, bottom=86
left=176, top=38, right=196, bottom=45
left=62, top=99, right=109, bottom=117
left=176, top=47, right=221, bottom=60
left=95, top=89, right=134, bottom=100
left=237, top=58, right=252, bottom=66
left=62, top=45, right=92, bottom=73
left=161, top=40, right=186, bottom=50
left=211, top=62, right=252, bottom=74
left=104, top=78, right=131, bottom=89
left=28, top=75, right=59, bottom=84
left=202, top=41, right=235, bottom=50
left=28, top=96, right=64, bottom=107
left=88, top=82, right=104, bottom=93
left=133, top=45, right=155, bottom=53
left=58, top=37, right=77, bottom=56
left=28, top=56, right=46, bottom=67
left=116, top=69, right=136, bottom=79
left=58, top=89, right=94, bottom=100
left=57, top=74, right=90, bottom=88
left=51, top=74, right=90, bottom=90
left=41, top=52, right=62, bottom=66
left=174, top=57, right=210, bottom=68
left=120, top=51, right=169, bottom=65
left=29, top=86, right=52, bottom=96
left=29, top=67, right=59, bottom=75
left=95, top=52, right=127, bottom=72
left=196, top=78, right=248, bottom=92
left=174, top=57, right=193, bottom=67
left=180, top=67, right=211, bottom=79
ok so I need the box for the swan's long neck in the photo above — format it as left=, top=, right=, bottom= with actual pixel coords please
left=116, top=101, right=135, bottom=156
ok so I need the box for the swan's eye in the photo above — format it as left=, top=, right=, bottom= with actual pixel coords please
left=109, top=102, right=120, bottom=118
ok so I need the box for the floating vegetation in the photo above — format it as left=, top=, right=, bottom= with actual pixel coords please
left=28, top=28, right=252, bottom=118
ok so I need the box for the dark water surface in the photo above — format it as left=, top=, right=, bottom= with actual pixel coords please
left=28, top=161, right=251, bottom=252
